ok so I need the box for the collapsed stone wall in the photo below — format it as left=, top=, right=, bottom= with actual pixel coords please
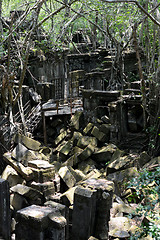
left=0, top=109, right=157, bottom=239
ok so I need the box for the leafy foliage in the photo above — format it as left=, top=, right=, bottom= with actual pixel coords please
left=128, top=167, right=160, bottom=239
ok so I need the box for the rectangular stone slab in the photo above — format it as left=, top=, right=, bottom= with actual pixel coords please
left=3, top=152, right=34, bottom=181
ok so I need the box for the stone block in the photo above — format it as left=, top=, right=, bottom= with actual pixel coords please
left=47, top=212, right=66, bottom=239
left=77, top=136, right=97, bottom=149
left=11, top=143, right=37, bottom=166
left=1, top=165, right=25, bottom=187
left=78, top=144, right=95, bottom=161
left=138, top=151, right=151, bottom=167
left=71, top=131, right=82, bottom=146
left=88, top=237, right=99, bottom=240
left=0, top=178, right=11, bottom=240
left=38, top=168, right=55, bottom=183
left=70, top=146, right=83, bottom=155
left=10, top=192, right=28, bottom=211
left=109, top=217, right=131, bottom=238
left=68, top=167, right=85, bottom=183
left=106, top=155, right=136, bottom=174
left=58, top=166, right=76, bottom=188
left=92, top=144, right=117, bottom=163
left=10, top=184, right=43, bottom=202
left=91, top=126, right=107, bottom=142
left=70, top=111, right=84, bottom=130
left=83, top=123, right=94, bottom=135
left=44, top=201, right=68, bottom=219
left=100, top=124, right=110, bottom=135
left=14, top=133, right=41, bottom=150
left=83, top=178, right=114, bottom=239
left=58, top=140, right=73, bottom=161
left=3, top=152, right=34, bottom=181
left=15, top=205, right=53, bottom=239
left=83, top=169, right=101, bottom=182
left=72, top=186, right=97, bottom=240
left=78, top=159, right=97, bottom=174
left=54, top=131, right=67, bottom=146
left=60, top=187, right=77, bottom=207
left=107, top=167, right=139, bottom=196
left=31, top=181, right=55, bottom=200
left=28, top=160, right=54, bottom=170
left=62, top=152, right=81, bottom=167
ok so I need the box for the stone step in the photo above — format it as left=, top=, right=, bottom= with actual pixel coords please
left=124, top=89, right=141, bottom=95
left=130, top=81, right=141, bottom=89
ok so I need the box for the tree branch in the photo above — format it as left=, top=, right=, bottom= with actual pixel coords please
left=101, top=0, right=160, bottom=27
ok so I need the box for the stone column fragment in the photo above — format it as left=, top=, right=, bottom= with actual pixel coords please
left=72, top=186, right=97, bottom=240
left=0, top=178, right=11, bottom=240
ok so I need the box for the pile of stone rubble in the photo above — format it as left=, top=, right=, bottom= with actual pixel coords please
left=1, top=111, right=159, bottom=239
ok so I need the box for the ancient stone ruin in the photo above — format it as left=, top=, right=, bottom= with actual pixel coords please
left=0, top=40, right=157, bottom=240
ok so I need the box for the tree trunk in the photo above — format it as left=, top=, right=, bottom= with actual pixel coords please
left=0, top=0, right=3, bottom=58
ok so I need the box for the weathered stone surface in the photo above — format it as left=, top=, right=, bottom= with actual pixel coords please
left=11, top=143, right=37, bottom=166
left=111, top=202, right=134, bottom=217
left=36, top=168, right=55, bottom=183
left=39, top=147, right=53, bottom=161
left=3, top=152, right=34, bottom=181
left=1, top=165, right=25, bottom=187
left=62, top=155, right=75, bottom=167
left=58, top=166, right=76, bottom=188
left=72, top=186, right=97, bottom=240
left=88, top=237, right=99, bottom=240
left=10, top=192, right=28, bottom=211
left=15, top=205, right=54, bottom=235
left=77, top=136, right=97, bottom=149
left=71, top=131, right=83, bottom=146
left=70, top=146, right=83, bottom=155
left=100, top=124, right=110, bottom=135
left=28, top=160, right=54, bottom=169
left=31, top=181, right=55, bottom=200
left=91, top=126, right=107, bottom=142
left=78, top=144, right=95, bottom=161
left=109, top=217, right=132, bottom=238
left=44, top=201, right=68, bottom=218
left=110, top=148, right=125, bottom=162
left=107, top=167, right=139, bottom=196
left=48, top=211, right=67, bottom=229
left=54, top=131, right=67, bottom=146
left=70, top=111, right=84, bottom=130
left=83, top=123, right=94, bottom=135
left=59, top=140, right=73, bottom=156
left=69, top=168, right=86, bottom=182
left=81, top=178, right=114, bottom=239
left=92, top=144, right=117, bottom=162
left=10, top=184, right=43, bottom=201
left=0, top=178, right=11, bottom=240
left=78, top=159, right=97, bottom=174
left=83, top=169, right=102, bottom=181
left=83, top=178, right=114, bottom=194
left=137, top=151, right=151, bottom=167
left=73, top=178, right=114, bottom=240
left=14, top=133, right=41, bottom=150
left=106, top=154, right=136, bottom=174
left=60, top=187, right=77, bottom=207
